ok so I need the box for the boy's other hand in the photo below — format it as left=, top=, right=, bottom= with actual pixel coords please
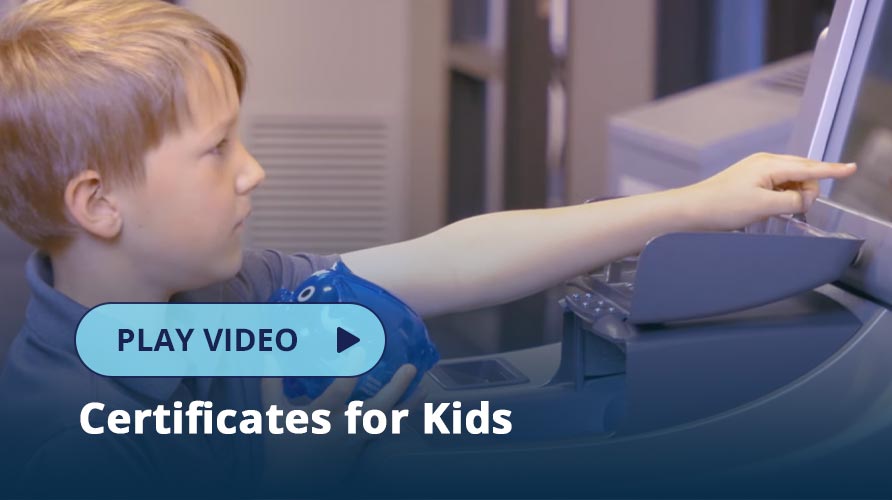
left=682, top=152, right=857, bottom=231
left=310, top=364, right=418, bottom=416
left=262, top=365, right=418, bottom=493
left=305, top=366, right=417, bottom=472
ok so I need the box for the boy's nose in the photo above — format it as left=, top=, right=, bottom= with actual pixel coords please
left=236, top=153, right=266, bottom=195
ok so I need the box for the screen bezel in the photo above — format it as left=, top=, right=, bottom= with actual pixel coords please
left=788, top=0, right=892, bottom=305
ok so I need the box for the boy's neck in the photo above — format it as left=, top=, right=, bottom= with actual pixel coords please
left=50, top=238, right=173, bottom=308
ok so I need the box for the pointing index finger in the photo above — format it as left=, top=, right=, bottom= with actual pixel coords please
left=770, top=160, right=856, bottom=185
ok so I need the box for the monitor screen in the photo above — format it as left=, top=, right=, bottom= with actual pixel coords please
left=824, top=0, right=892, bottom=221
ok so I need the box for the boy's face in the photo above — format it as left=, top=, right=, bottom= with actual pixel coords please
left=114, top=58, right=265, bottom=294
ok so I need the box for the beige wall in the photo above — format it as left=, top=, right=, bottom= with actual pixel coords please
left=567, top=0, right=656, bottom=203
left=185, top=0, right=410, bottom=116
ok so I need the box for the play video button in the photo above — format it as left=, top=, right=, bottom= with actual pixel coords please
left=337, top=327, right=360, bottom=353
left=76, top=303, right=385, bottom=377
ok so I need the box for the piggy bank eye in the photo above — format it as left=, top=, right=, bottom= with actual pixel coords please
left=297, top=286, right=316, bottom=302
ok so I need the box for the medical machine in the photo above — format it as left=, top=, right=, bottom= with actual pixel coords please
left=357, top=1, right=892, bottom=496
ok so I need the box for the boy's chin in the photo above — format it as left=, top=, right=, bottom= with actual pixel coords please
left=186, top=246, right=244, bottom=290
left=214, top=245, right=245, bottom=281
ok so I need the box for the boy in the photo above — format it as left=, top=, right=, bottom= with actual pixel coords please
left=0, top=0, right=856, bottom=497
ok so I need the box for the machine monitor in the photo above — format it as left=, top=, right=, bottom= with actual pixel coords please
left=824, top=0, right=892, bottom=219
left=790, top=0, right=892, bottom=304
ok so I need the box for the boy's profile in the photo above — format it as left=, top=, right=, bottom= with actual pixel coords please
left=0, top=0, right=857, bottom=496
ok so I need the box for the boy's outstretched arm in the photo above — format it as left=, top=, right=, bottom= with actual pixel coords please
left=342, top=153, right=856, bottom=317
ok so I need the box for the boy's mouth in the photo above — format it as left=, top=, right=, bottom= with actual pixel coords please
left=234, top=209, right=252, bottom=231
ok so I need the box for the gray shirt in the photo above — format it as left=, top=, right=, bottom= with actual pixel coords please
left=0, top=249, right=339, bottom=497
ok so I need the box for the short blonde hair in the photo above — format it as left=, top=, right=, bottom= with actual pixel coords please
left=0, top=0, right=246, bottom=249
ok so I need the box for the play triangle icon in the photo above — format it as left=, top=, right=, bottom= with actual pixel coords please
left=337, top=327, right=360, bottom=353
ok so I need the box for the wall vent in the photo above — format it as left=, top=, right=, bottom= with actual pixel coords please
left=246, top=115, right=402, bottom=255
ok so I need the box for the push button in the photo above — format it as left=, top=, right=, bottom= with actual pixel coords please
left=75, top=303, right=386, bottom=377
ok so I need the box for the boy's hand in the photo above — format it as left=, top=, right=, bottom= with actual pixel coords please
left=261, top=365, right=418, bottom=493
left=311, top=364, right=418, bottom=420
left=681, top=152, right=857, bottom=231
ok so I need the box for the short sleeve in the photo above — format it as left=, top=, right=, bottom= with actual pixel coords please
left=174, top=249, right=339, bottom=303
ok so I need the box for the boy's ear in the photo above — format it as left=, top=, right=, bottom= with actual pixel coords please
left=63, top=170, right=122, bottom=240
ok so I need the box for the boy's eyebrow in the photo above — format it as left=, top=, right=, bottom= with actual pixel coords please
left=202, top=114, right=238, bottom=142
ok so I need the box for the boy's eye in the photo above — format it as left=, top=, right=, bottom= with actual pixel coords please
left=210, top=138, right=229, bottom=156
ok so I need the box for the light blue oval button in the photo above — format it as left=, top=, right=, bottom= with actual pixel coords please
left=76, top=303, right=385, bottom=377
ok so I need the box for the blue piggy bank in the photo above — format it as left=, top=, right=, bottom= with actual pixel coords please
left=270, top=260, right=439, bottom=402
